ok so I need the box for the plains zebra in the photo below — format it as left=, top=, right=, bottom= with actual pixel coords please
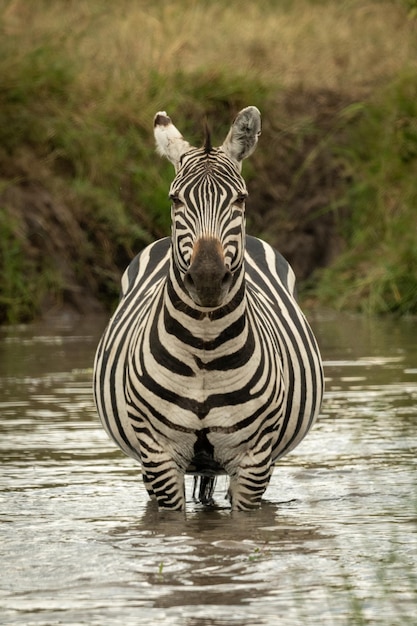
left=93, top=106, right=323, bottom=511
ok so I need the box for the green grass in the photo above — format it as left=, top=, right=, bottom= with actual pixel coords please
left=0, top=209, right=62, bottom=322
left=0, top=0, right=417, bottom=321
left=310, top=72, right=417, bottom=314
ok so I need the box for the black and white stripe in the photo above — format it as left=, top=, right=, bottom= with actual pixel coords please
left=94, top=107, right=323, bottom=510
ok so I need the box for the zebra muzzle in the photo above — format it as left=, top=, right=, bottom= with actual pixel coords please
left=184, top=238, right=233, bottom=308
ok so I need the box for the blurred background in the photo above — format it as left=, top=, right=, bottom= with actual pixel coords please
left=1, top=0, right=416, bottom=323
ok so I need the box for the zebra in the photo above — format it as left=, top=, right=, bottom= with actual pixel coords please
left=93, top=106, right=323, bottom=511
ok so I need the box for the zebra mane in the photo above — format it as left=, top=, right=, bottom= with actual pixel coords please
left=203, top=120, right=212, bottom=154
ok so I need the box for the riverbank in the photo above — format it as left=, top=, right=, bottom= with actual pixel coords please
left=1, top=0, right=416, bottom=322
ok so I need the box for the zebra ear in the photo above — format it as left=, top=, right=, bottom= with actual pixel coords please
left=154, top=111, right=191, bottom=171
left=221, top=106, right=261, bottom=169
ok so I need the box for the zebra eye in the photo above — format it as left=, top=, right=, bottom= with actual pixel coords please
left=234, top=193, right=247, bottom=209
left=169, top=194, right=183, bottom=209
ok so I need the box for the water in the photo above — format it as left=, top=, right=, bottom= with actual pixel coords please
left=1, top=312, right=416, bottom=625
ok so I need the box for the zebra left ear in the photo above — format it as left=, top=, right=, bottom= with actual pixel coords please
left=221, top=106, right=261, bottom=169
left=154, top=111, right=191, bottom=172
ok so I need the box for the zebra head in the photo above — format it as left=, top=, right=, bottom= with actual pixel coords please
left=154, top=106, right=261, bottom=308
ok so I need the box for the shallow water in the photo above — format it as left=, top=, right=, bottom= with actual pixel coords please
left=1, top=312, right=416, bottom=625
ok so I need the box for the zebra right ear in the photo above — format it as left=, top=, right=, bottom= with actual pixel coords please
left=221, top=106, right=261, bottom=170
left=154, top=111, right=191, bottom=172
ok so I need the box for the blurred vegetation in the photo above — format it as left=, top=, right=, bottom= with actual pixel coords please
left=311, top=72, right=417, bottom=314
left=0, top=0, right=416, bottom=322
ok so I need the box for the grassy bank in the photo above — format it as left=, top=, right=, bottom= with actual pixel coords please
left=1, top=0, right=416, bottom=322
left=310, top=71, right=417, bottom=314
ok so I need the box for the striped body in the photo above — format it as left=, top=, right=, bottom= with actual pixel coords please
left=93, top=107, right=323, bottom=510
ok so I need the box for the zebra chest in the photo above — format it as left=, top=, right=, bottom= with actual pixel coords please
left=127, top=328, right=283, bottom=432
left=144, top=347, right=255, bottom=405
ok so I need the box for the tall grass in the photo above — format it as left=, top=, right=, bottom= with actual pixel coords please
left=1, top=0, right=417, bottom=320
left=311, top=71, right=417, bottom=314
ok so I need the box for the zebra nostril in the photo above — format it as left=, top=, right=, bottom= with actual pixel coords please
left=183, top=271, right=195, bottom=292
left=221, top=269, right=233, bottom=291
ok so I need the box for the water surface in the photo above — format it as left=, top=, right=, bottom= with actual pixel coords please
left=1, top=312, right=416, bottom=625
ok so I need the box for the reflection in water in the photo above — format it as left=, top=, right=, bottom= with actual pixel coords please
left=0, top=312, right=416, bottom=625
left=109, top=498, right=327, bottom=606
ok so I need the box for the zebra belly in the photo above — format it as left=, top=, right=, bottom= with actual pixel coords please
left=96, top=315, right=319, bottom=477
left=122, top=361, right=286, bottom=475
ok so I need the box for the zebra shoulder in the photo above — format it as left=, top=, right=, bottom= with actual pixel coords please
left=120, top=237, right=171, bottom=298
left=245, top=235, right=297, bottom=297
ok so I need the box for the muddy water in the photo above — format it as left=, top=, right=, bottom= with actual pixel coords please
left=1, top=313, right=416, bottom=625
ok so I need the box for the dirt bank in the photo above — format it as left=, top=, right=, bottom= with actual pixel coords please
left=0, top=88, right=351, bottom=322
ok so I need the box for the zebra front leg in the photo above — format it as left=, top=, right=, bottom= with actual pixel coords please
left=141, top=471, right=156, bottom=500
left=141, top=456, right=186, bottom=510
left=227, top=450, right=273, bottom=510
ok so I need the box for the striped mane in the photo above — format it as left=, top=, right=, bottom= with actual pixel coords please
left=203, top=121, right=212, bottom=154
